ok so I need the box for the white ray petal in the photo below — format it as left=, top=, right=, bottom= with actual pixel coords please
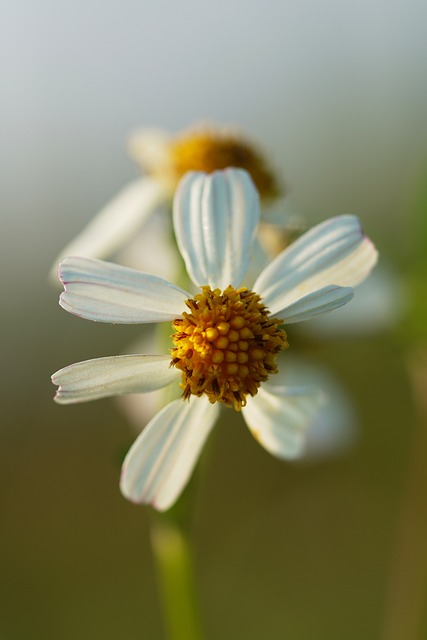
left=49, top=177, right=167, bottom=282
left=127, top=128, right=171, bottom=174
left=277, top=285, right=354, bottom=323
left=115, top=327, right=181, bottom=430
left=242, top=384, right=326, bottom=459
left=120, top=397, right=219, bottom=511
left=301, top=265, right=406, bottom=337
left=242, top=236, right=270, bottom=289
left=58, top=257, right=190, bottom=323
left=255, top=215, right=378, bottom=314
left=117, top=389, right=165, bottom=433
left=52, top=355, right=178, bottom=404
left=114, top=208, right=179, bottom=280
left=173, top=169, right=260, bottom=289
left=270, top=354, right=357, bottom=460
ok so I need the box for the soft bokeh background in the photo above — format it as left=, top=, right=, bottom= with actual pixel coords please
left=2, top=1, right=427, bottom=638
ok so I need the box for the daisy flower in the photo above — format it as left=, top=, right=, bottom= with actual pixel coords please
left=52, top=169, right=378, bottom=511
left=48, top=123, right=280, bottom=281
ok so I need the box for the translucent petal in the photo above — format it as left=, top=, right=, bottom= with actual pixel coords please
left=59, top=257, right=190, bottom=323
left=120, top=397, right=219, bottom=511
left=52, top=355, right=178, bottom=404
left=173, top=169, right=260, bottom=289
left=269, top=354, right=357, bottom=460
left=242, top=236, right=270, bottom=288
left=49, top=177, right=167, bottom=282
left=278, top=285, right=354, bottom=323
left=242, top=384, right=326, bottom=459
left=301, top=265, right=406, bottom=337
left=114, top=208, right=179, bottom=281
left=255, top=215, right=378, bottom=316
left=127, top=128, right=171, bottom=174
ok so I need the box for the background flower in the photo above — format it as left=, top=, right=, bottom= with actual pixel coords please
left=48, top=122, right=282, bottom=282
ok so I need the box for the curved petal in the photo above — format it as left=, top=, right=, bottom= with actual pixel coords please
left=173, top=169, right=260, bottom=289
left=52, top=355, right=178, bottom=404
left=115, top=327, right=180, bottom=431
left=120, top=397, right=219, bottom=511
left=278, top=285, right=354, bottom=323
left=269, top=354, right=357, bottom=460
left=242, top=383, right=326, bottom=459
left=115, top=208, right=179, bottom=280
left=49, top=177, right=168, bottom=283
left=117, top=389, right=165, bottom=432
left=58, top=257, right=190, bottom=323
left=301, top=265, right=406, bottom=337
left=254, top=215, right=378, bottom=315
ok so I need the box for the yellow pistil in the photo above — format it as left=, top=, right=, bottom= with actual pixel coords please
left=169, top=129, right=280, bottom=202
left=170, top=285, right=289, bottom=411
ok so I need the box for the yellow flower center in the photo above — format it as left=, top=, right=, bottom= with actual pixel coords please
left=171, top=286, right=289, bottom=411
left=169, top=130, right=280, bottom=202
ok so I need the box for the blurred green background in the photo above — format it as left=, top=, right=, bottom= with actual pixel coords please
left=2, top=1, right=427, bottom=638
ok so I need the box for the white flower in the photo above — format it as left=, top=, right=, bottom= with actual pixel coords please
left=52, top=169, right=378, bottom=511
left=49, top=123, right=280, bottom=282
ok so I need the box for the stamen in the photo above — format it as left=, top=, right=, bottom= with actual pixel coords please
left=170, top=285, right=289, bottom=411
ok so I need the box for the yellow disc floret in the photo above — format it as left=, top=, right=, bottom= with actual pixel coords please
left=170, top=286, right=289, bottom=411
left=169, top=129, right=280, bottom=202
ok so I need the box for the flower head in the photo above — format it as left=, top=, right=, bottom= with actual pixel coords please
left=49, top=123, right=280, bottom=282
left=170, top=285, right=289, bottom=410
left=129, top=123, right=280, bottom=201
left=52, top=169, right=378, bottom=511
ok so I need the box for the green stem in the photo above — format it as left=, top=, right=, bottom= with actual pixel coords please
left=381, top=350, right=427, bottom=640
left=150, top=512, right=204, bottom=640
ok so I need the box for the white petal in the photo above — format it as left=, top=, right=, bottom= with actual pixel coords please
left=59, top=257, right=190, bottom=323
left=269, top=354, right=357, bottom=460
left=301, top=378, right=356, bottom=460
left=254, top=215, right=378, bottom=316
left=242, top=384, right=326, bottom=459
left=114, top=208, right=179, bottom=281
left=278, top=285, right=354, bottom=323
left=173, top=169, right=260, bottom=289
left=115, top=327, right=181, bottom=431
left=52, top=355, right=179, bottom=404
left=127, top=128, right=171, bottom=174
left=301, top=265, right=406, bottom=337
left=242, top=236, right=270, bottom=289
left=49, top=177, right=167, bottom=282
left=117, top=389, right=165, bottom=432
left=120, top=397, right=219, bottom=511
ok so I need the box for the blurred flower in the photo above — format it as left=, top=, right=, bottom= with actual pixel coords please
left=271, top=355, right=358, bottom=459
left=129, top=124, right=280, bottom=201
left=49, top=122, right=281, bottom=282
left=302, top=264, right=406, bottom=338
left=52, top=169, right=377, bottom=511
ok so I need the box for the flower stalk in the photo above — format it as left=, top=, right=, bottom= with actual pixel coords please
left=381, top=350, right=427, bottom=640
left=151, top=512, right=204, bottom=640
